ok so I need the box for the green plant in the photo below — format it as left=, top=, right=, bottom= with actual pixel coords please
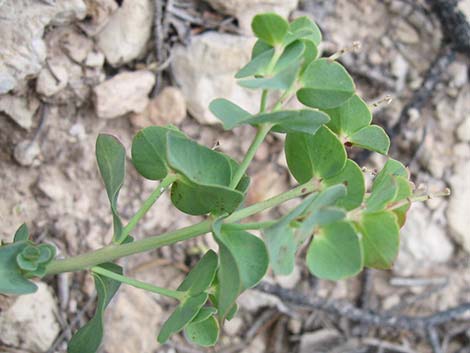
left=0, top=13, right=449, bottom=351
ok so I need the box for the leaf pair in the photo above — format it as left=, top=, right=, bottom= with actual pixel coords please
left=212, top=222, right=269, bottom=321
left=263, top=185, right=359, bottom=280
left=157, top=250, right=219, bottom=346
left=323, top=94, right=390, bottom=154
left=209, top=98, right=330, bottom=135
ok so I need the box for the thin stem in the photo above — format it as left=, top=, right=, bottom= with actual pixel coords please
left=229, top=123, right=272, bottom=189
left=232, top=221, right=277, bottom=230
left=45, top=181, right=320, bottom=275
left=92, top=266, right=184, bottom=300
left=120, top=174, right=176, bottom=242
left=260, top=90, right=268, bottom=112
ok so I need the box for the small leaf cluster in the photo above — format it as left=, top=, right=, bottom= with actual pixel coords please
left=0, top=224, right=56, bottom=295
left=0, top=12, right=424, bottom=352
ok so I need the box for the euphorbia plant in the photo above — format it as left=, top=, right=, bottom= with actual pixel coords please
left=0, top=13, right=449, bottom=351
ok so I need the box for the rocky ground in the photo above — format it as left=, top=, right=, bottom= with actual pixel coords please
left=0, top=0, right=469, bottom=352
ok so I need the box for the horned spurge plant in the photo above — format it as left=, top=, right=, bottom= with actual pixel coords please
left=0, top=13, right=449, bottom=351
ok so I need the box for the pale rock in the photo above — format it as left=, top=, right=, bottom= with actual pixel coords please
left=172, top=32, right=260, bottom=125
left=60, top=29, right=94, bottom=63
left=447, top=163, right=470, bottom=253
left=391, top=53, right=408, bottom=91
left=459, top=0, right=470, bottom=20
left=395, top=21, right=420, bottom=44
left=457, top=118, right=470, bottom=142
left=78, top=0, right=118, bottom=36
left=0, top=0, right=86, bottom=93
left=299, top=330, right=343, bottom=353
left=36, top=60, right=69, bottom=97
left=96, top=0, right=153, bottom=66
left=224, top=316, right=244, bottom=336
left=0, top=94, right=40, bottom=129
left=206, top=0, right=298, bottom=34
left=130, top=86, right=187, bottom=128
left=288, top=318, right=302, bottom=334
left=94, top=70, right=155, bottom=119
left=246, top=165, right=287, bottom=205
left=0, top=283, right=60, bottom=352
left=394, top=203, right=454, bottom=276
left=448, top=61, right=468, bottom=88
left=13, top=140, right=41, bottom=167
left=105, top=286, right=162, bottom=353
left=85, top=50, right=106, bottom=68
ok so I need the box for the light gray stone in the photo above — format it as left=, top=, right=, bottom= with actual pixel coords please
left=394, top=203, right=454, bottom=276
left=78, top=0, right=118, bottom=36
left=36, top=59, right=69, bottom=97
left=172, top=32, right=260, bottom=125
left=299, top=330, right=343, bottom=353
left=94, top=70, right=155, bottom=119
left=0, top=283, right=60, bottom=352
left=0, top=0, right=86, bottom=93
left=206, top=0, right=298, bottom=34
left=0, top=94, right=40, bottom=129
left=447, top=163, right=470, bottom=253
left=96, top=0, right=153, bottom=66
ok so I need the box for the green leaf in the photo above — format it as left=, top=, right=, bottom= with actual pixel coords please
left=285, top=16, right=322, bottom=46
left=273, top=40, right=305, bottom=74
left=298, top=59, right=355, bottom=109
left=348, top=125, right=390, bottom=154
left=14, top=223, right=29, bottom=242
left=209, top=98, right=252, bottom=130
left=157, top=293, right=208, bottom=344
left=285, top=126, right=347, bottom=183
left=0, top=242, right=37, bottom=295
left=131, top=126, right=184, bottom=180
left=167, top=134, right=244, bottom=215
left=238, top=63, right=299, bottom=90
left=251, top=13, right=289, bottom=46
left=236, top=48, right=275, bottom=78
left=178, top=250, right=218, bottom=295
left=294, top=185, right=348, bottom=244
left=323, top=159, right=365, bottom=210
left=357, top=211, right=399, bottom=269
left=189, top=307, right=217, bottom=323
left=226, top=302, right=238, bottom=321
left=306, top=221, right=363, bottom=280
left=212, top=223, right=268, bottom=319
left=251, top=39, right=273, bottom=59
left=68, top=263, right=122, bottom=353
left=263, top=194, right=318, bottom=275
left=170, top=179, right=244, bottom=216
left=216, top=227, right=269, bottom=290
left=323, top=94, right=371, bottom=136
left=184, top=314, right=219, bottom=347
left=96, top=134, right=125, bottom=242
left=374, top=159, right=409, bottom=186
left=366, top=174, right=398, bottom=212
left=248, top=109, right=330, bottom=135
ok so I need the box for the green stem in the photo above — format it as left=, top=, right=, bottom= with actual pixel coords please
left=92, top=266, right=184, bottom=300
left=231, top=220, right=277, bottom=230
left=229, top=123, right=272, bottom=189
left=45, top=181, right=319, bottom=275
left=260, top=90, right=268, bottom=112
left=120, top=174, right=176, bottom=241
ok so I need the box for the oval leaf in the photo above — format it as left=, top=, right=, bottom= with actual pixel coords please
left=13, top=223, right=29, bottom=242
left=251, top=13, right=289, bottom=46
left=178, top=250, right=218, bottom=295
left=209, top=98, right=252, bottom=130
left=306, top=221, right=363, bottom=280
left=236, top=48, right=275, bottom=78
left=285, top=16, right=322, bottom=46
left=184, top=315, right=219, bottom=347
left=357, top=211, right=399, bottom=269
left=0, top=242, right=38, bottom=295
left=157, top=293, right=208, bottom=344
left=68, top=263, right=122, bottom=353
left=96, top=134, right=125, bottom=242
left=285, top=126, right=347, bottom=183
left=323, top=159, right=365, bottom=210
left=298, top=59, right=355, bottom=109
left=238, top=63, right=299, bottom=90
left=348, top=125, right=390, bottom=155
